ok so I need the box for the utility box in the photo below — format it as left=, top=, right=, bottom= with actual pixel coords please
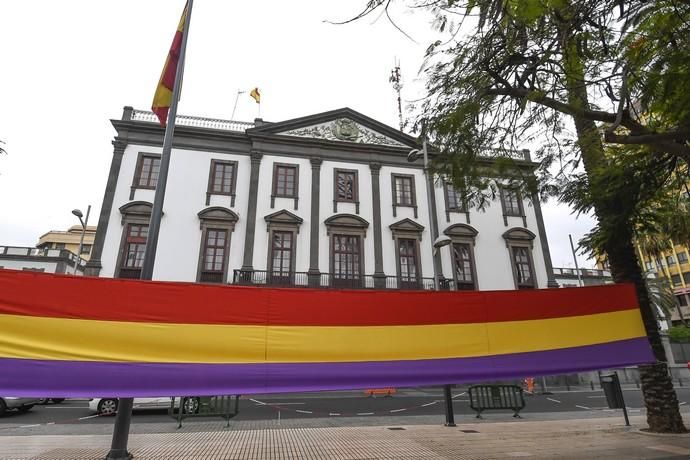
left=601, top=373, right=625, bottom=409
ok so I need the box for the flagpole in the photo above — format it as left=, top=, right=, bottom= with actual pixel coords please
left=106, top=2, right=194, bottom=459
left=231, top=90, right=245, bottom=120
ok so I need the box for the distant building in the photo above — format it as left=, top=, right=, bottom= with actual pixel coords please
left=0, top=246, right=83, bottom=274
left=87, top=106, right=559, bottom=291
left=636, top=242, right=690, bottom=320
left=553, top=267, right=612, bottom=288
left=598, top=241, right=690, bottom=323
left=36, top=225, right=97, bottom=260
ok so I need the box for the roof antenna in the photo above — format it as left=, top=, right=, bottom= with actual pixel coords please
left=389, top=58, right=403, bottom=132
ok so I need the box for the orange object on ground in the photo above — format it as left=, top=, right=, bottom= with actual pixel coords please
left=525, top=378, right=535, bottom=393
left=364, top=388, right=396, bottom=397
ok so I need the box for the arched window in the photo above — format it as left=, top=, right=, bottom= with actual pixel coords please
left=196, top=207, right=239, bottom=283
left=503, top=227, right=537, bottom=289
left=264, top=209, right=303, bottom=286
left=389, top=218, right=425, bottom=290
left=116, top=201, right=153, bottom=279
left=444, top=223, right=479, bottom=290
left=325, top=214, right=369, bottom=288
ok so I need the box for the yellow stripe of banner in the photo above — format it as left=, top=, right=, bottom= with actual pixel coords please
left=0, top=310, right=646, bottom=364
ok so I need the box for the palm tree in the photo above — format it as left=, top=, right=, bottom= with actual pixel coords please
left=645, top=273, right=682, bottom=328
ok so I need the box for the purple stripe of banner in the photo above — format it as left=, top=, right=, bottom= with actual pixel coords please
left=0, top=338, right=654, bottom=398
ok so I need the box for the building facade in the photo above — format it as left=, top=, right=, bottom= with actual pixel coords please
left=637, top=242, right=690, bottom=317
left=86, top=107, right=558, bottom=291
left=36, top=225, right=97, bottom=260
left=599, top=241, right=690, bottom=322
left=553, top=267, right=612, bottom=288
left=0, top=246, right=84, bottom=274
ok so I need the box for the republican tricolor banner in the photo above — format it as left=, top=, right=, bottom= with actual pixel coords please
left=151, top=2, right=188, bottom=127
left=0, top=269, right=654, bottom=397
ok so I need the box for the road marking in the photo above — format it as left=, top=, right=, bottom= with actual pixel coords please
left=47, top=422, right=55, bottom=425
left=18, top=424, right=40, bottom=428
left=586, top=396, right=606, bottom=399
left=452, top=392, right=467, bottom=399
left=546, top=398, right=561, bottom=403
left=356, top=412, right=374, bottom=416
left=249, top=399, right=266, bottom=405
left=390, top=408, right=407, bottom=413
left=575, top=405, right=591, bottom=410
left=295, top=410, right=313, bottom=414
left=603, top=409, right=615, bottom=412
left=261, top=402, right=305, bottom=405
left=78, top=415, right=99, bottom=420
left=329, top=412, right=341, bottom=416
left=646, top=445, right=690, bottom=455
left=421, top=401, right=438, bottom=407
left=679, top=401, right=687, bottom=406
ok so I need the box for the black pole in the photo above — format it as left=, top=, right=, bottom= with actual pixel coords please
left=105, top=398, right=134, bottom=460
left=105, top=2, right=194, bottom=459
left=616, top=375, right=630, bottom=427
left=622, top=402, right=630, bottom=427
left=612, top=373, right=630, bottom=427
left=443, top=384, right=456, bottom=427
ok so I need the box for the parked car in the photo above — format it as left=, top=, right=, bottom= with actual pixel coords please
left=37, top=398, right=65, bottom=404
left=0, top=397, right=41, bottom=416
left=89, top=397, right=200, bottom=416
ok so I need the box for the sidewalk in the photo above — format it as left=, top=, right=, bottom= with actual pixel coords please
left=2, top=415, right=690, bottom=459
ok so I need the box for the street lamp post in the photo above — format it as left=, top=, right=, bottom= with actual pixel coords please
left=407, top=140, right=456, bottom=427
left=71, top=205, right=91, bottom=275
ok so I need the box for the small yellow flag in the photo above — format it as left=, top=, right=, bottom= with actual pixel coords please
left=250, top=87, right=261, bottom=104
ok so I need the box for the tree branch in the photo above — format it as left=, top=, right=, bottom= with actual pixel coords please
left=485, top=87, right=618, bottom=122
left=485, top=87, right=690, bottom=161
left=604, top=131, right=690, bottom=144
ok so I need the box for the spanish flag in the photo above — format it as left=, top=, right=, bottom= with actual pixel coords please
left=250, top=87, right=261, bottom=104
left=152, top=2, right=189, bottom=127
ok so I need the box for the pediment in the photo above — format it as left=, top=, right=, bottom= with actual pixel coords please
left=119, top=201, right=153, bottom=217
left=389, top=218, right=425, bottom=234
left=502, top=227, right=536, bottom=241
left=264, top=209, right=303, bottom=226
left=444, top=223, right=478, bottom=238
left=324, top=214, right=370, bottom=231
left=248, top=108, right=417, bottom=148
left=198, top=207, right=239, bottom=223
left=279, top=118, right=407, bottom=147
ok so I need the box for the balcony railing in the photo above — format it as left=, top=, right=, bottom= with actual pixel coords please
left=0, top=246, right=83, bottom=266
left=553, top=267, right=612, bottom=278
left=232, top=270, right=456, bottom=291
left=130, top=109, right=255, bottom=132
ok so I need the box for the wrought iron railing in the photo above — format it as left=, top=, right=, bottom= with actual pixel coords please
left=232, top=270, right=455, bottom=291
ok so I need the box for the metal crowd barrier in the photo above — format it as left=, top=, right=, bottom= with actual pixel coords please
left=169, top=395, right=240, bottom=428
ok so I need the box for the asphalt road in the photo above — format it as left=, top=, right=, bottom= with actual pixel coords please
left=3, top=386, right=690, bottom=428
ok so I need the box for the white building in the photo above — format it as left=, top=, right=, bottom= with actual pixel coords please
left=0, top=246, right=84, bottom=274
left=86, top=107, right=558, bottom=291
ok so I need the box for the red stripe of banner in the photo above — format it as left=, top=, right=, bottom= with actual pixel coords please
left=0, top=269, right=637, bottom=326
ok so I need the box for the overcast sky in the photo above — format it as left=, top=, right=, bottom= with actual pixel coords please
left=0, top=1, right=595, bottom=267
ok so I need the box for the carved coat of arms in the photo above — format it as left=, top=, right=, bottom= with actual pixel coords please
left=331, top=119, right=360, bottom=141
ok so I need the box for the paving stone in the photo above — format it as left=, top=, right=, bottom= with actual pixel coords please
left=1, top=416, right=690, bottom=459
